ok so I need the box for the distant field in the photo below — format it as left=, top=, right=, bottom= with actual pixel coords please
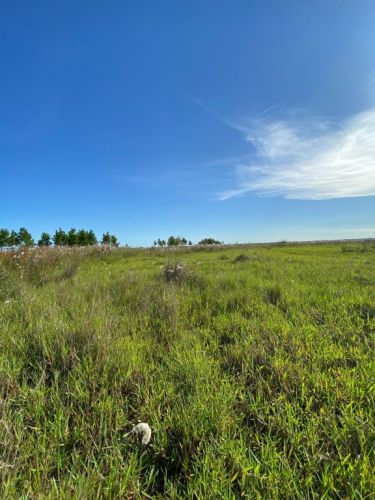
left=0, top=243, right=374, bottom=498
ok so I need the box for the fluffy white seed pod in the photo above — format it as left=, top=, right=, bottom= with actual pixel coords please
left=132, top=423, right=152, bottom=445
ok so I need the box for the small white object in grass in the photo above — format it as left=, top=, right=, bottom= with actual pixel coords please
left=132, top=422, right=152, bottom=445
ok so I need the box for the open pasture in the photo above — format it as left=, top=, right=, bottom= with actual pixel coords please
left=0, top=243, right=374, bottom=498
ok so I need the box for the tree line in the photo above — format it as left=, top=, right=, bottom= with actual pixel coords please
left=0, top=228, right=119, bottom=249
left=153, top=236, right=222, bottom=247
left=0, top=228, right=223, bottom=250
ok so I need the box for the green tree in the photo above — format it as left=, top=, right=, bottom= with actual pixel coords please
left=101, top=232, right=118, bottom=246
left=110, top=235, right=119, bottom=247
left=86, top=230, right=97, bottom=246
left=77, top=229, right=88, bottom=246
left=18, top=227, right=34, bottom=246
left=53, top=228, right=67, bottom=246
left=167, top=236, right=187, bottom=246
left=101, top=232, right=111, bottom=245
left=8, top=230, right=20, bottom=247
left=67, top=228, right=77, bottom=246
left=154, top=238, right=166, bottom=247
left=0, top=228, right=10, bottom=249
left=38, top=232, right=52, bottom=246
left=198, top=237, right=222, bottom=245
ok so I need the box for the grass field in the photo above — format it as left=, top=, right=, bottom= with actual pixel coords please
left=0, top=243, right=374, bottom=498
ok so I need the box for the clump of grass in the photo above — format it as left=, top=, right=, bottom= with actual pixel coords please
left=58, top=261, right=79, bottom=281
left=162, top=261, right=192, bottom=284
left=265, top=285, right=282, bottom=305
left=233, top=254, right=249, bottom=263
left=161, top=261, right=206, bottom=293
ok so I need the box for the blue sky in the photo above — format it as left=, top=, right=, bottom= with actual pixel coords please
left=2, top=0, right=375, bottom=245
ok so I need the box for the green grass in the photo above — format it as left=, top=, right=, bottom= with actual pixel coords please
left=0, top=243, right=374, bottom=498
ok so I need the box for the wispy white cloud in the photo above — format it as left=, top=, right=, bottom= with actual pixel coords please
left=218, top=109, right=375, bottom=200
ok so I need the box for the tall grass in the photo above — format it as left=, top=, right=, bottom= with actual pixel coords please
left=0, top=244, right=374, bottom=497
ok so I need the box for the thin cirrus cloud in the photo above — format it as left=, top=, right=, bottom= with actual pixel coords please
left=217, top=108, right=375, bottom=201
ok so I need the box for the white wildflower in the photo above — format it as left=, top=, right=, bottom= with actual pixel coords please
left=131, top=422, right=152, bottom=445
